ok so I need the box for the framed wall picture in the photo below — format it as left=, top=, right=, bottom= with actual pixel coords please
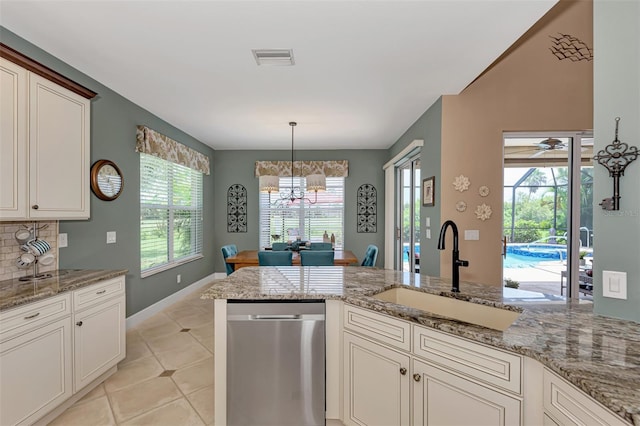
left=422, top=176, right=435, bottom=206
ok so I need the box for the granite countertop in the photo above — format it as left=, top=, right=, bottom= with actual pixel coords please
left=0, top=269, right=128, bottom=312
left=201, top=266, right=640, bottom=425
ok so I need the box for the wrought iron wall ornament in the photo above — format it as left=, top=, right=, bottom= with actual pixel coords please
left=549, top=33, right=593, bottom=62
left=357, top=184, right=377, bottom=233
left=227, top=184, right=247, bottom=232
left=593, top=117, right=639, bottom=210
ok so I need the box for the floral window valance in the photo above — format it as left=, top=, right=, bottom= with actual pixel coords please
left=254, top=160, right=348, bottom=178
left=136, top=125, right=210, bottom=175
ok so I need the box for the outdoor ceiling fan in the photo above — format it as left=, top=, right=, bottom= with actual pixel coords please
left=529, top=138, right=567, bottom=158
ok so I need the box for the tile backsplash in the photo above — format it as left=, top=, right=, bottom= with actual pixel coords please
left=0, top=220, right=59, bottom=282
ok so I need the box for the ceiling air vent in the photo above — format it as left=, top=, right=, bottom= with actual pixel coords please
left=252, top=49, right=295, bottom=66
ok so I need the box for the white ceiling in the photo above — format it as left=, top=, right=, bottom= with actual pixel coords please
left=0, top=1, right=556, bottom=151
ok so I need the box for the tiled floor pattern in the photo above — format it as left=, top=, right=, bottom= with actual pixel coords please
left=49, top=291, right=215, bottom=425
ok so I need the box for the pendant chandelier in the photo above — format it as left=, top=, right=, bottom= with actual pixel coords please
left=259, top=122, right=326, bottom=204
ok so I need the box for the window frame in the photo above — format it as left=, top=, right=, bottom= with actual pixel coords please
left=140, top=153, right=204, bottom=278
left=259, top=176, right=345, bottom=249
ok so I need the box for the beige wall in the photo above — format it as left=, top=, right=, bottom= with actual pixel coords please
left=440, top=1, right=593, bottom=285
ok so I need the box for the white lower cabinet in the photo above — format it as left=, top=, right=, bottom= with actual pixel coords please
left=344, top=331, right=410, bottom=426
left=543, top=368, right=630, bottom=426
left=73, top=293, right=125, bottom=391
left=0, top=316, right=73, bottom=426
left=412, top=359, right=521, bottom=426
left=343, top=304, right=522, bottom=426
left=0, top=276, right=126, bottom=425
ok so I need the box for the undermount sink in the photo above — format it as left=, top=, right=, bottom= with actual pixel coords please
left=372, top=288, right=520, bottom=331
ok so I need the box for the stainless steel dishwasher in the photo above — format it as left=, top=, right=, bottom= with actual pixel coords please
left=227, top=301, right=325, bottom=426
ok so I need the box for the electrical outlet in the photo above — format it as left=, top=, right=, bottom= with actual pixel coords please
left=426, top=229, right=431, bottom=239
left=106, top=231, right=117, bottom=244
left=425, top=217, right=431, bottom=227
left=58, top=233, right=68, bottom=248
left=177, top=274, right=181, bottom=284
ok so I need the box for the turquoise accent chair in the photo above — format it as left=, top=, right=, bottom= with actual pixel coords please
left=258, top=251, right=293, bottom=266
left=300, top=250, right=335, bottom=266
left=361, top=245, right=379, bottom=267
left=309, top=242, right=333, bottom=250
left=221, top=244, right=238, bottom=275
left=271, top=242, right=289, bottom=251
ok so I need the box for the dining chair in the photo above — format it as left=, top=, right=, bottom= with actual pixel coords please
left=271, top=242, right=289, bottom=251
left=300, top=250, right=335, bottom=266
left=221, top=244, right=238, bottom=275
left=258, top=250, right=293, bottom=266
left=309, top=242, right=333, bottom=250
left=361, top=244, right=378, bottom=267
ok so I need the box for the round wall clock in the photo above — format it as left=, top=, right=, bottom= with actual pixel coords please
left=90, top=159, right=124, bottom=201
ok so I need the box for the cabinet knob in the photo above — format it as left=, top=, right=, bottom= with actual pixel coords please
left=400, top=367, right=407, bottom=376
left=413, top=373, right=421, bottom=382
left=32, top=204, right=39, bottom=210
left=76, top=321, right=83, bottom=326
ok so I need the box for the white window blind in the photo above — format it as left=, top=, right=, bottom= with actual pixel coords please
left=140, top=153, right=203, bottom=276
left=259, top=177, right=345, bottom=249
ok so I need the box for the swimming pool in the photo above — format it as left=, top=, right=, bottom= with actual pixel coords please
left=507, top=243, right=567, bottom=261
left=504, top=243, right=568, bottom=268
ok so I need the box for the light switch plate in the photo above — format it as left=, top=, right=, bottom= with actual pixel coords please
left=425, top=217, right=431, bottom=227
left=58, top=233, right=68, bottom=248
left=426, top=229, right=431, bottom=239
left=602, top=270, right=627, bottom=299
left=464, top=230, right=480, bottom=240
left=106, top=231, right=117, bottom=244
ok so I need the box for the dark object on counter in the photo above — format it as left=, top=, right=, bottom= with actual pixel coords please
left=437, top=220, right=469, bottom=293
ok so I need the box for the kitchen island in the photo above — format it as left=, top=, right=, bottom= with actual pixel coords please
left=201, top=266, right=640, bottom=425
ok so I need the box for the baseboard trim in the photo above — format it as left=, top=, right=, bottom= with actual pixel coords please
left=126, top=272, right=225, bottom=329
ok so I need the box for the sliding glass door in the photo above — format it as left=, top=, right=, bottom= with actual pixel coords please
left=397, top=156, right=421, bottom=272
left=503, top=132, right=593, bottom=299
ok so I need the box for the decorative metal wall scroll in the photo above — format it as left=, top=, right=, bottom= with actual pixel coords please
left=593, top=117, right=639, bottom=210
left=357, top=184, right=377, bottom=233
left=227, top=184, right=247, bottom=232
left=549, top=33, right=593, bottom=62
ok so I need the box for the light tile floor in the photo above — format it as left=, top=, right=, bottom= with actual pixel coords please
left=49, top=290, right=215, bottom=425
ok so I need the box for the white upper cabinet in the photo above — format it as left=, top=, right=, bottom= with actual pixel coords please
left=0, top=49, right=95, bottom=221
left=0, top=58, right=28, bottom=218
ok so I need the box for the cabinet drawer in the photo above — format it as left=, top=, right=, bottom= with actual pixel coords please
left=0, top=294, right=71, bottom=341
left=413, top=326, right=522, bottom=395
left=344, top=304, right=411, bottom=351
left=543, top=369, right=630, bottom=426
left=73, top=276, right=125, bottom=311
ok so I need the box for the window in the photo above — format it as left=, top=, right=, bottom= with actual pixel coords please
left=140, top=153, right=203, bottom=276
left=259, top=177, right=344, bottom=249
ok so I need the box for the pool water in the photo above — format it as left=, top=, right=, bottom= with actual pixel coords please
left=503, top=253, right=549, bottom=268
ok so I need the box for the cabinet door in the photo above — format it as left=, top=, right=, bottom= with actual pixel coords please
left=413, top=359, right=521, bottom=426
left=0, top=316, right=73, bottom=426
left=29, top=73, right=90, bottom=219
left=74, top=294, right=125, bottom=391
left=0, top=58, right=28, bottom=220
left=343, top=331, right=410, bottom=426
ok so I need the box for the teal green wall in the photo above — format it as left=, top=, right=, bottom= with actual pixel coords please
left=593, top=1, right=640, bottom=322
left=213, top=150, right=387, bottom=271
left=1, top=28, right=217, bottom=316
left=387, top=98, right=443, bottom=276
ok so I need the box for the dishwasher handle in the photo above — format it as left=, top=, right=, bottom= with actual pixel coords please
left=252, top=314, right=301, bottom=320
left=227, top=313, right=324, bottom=321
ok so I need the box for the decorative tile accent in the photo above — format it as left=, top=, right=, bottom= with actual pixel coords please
left=180, top=328, right=191, bottom=332
left=159, top=370, right=176, bottom=377
left=357, top=184, right=377, bottom=233
left=227, top=184, right=247, bottom=233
